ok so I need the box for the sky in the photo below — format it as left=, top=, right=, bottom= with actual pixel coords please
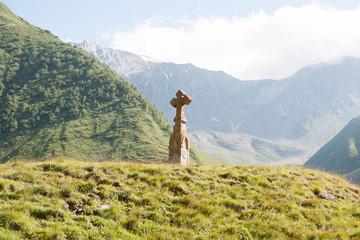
left=3, top=0, right=360, bottom=80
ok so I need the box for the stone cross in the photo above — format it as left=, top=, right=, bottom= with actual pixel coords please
left=169, top=90, right=192, bottom=165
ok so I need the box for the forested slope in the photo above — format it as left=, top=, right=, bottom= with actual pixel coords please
left=0, top=2, right=216, bottom=164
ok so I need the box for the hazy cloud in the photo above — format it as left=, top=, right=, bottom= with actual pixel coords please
left=105, top=3, right=360, bottom=80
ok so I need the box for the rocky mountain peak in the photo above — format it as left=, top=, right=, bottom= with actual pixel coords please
left=73, top=41, right=153, bottom=77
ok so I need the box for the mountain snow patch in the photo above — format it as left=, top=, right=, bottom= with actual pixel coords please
left=211, top=116, right=219, bottom=122
left=163, top=71, right=169, bottom=79
left=141, top=55, right=163, bottom=63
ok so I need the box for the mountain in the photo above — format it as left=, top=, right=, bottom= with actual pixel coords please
left=305, top=116, right=360, bottom=175
left=189, top=131, right=307, bottom=165
left=0, top=3, right=216, bottom=164
left=75, top=41, right=360, bottom=165
left=347, top=168, right=360, bottom=184
left=1, top=160, right=360, bottom=239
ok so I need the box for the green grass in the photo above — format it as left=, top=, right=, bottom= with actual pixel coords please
left=189, top=143, right=219, bottom=165
left=0, top=159, right=360, bottom=239
left=209, top=148, right=254, bottom=165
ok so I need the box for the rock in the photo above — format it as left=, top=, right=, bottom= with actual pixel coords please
left=320, top=190, right=335, bottom=201
left=100, top=204, right=111, bottom=210
left=88, top=193, right=100, bottom=199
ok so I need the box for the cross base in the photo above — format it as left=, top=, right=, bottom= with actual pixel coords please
left=169, top=122, right=190, bottom=166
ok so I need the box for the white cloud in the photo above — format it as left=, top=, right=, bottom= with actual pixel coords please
left=105, top=3, right=360, bottom=80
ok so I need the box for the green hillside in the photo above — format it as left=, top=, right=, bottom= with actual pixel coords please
left=0, top=160, right=360, bottom=239
left=0, top=2, right=215, bottom=164
left=305, top=116, right=360, bottom=175
left=347, top=168, right=360, bottom=184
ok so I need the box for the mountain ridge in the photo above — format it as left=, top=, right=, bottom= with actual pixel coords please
left=305, top=116, right=360, bottom=176
left=75, top=41, right=360, bottom=165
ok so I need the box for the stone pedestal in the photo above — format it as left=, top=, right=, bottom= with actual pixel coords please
left=169, top=90, right=192, bottom=165
left=169, top=121, right=190, bottom=165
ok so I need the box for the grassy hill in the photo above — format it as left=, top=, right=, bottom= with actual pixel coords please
left=0, top=2, right=215, bottom=164
left=0, top=160, right=360, bottom=239
left=305, top=116, right=360, bottom=176
left=347, top=168, right=360, bottom=184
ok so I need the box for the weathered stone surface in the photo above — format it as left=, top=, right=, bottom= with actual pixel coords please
left=100, top=203, right=111, bottom=210
left=169, top=90, right=192, bottom=165
left=320, top=190, right=335, bottom=201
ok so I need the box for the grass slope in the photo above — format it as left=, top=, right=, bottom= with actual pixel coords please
left=0, top=2, right=216, bottom=164
left=1, top=160, right=360, bottom=239
left=347, top=168, right=360, bottom=184
left=190, top=131, right=306, bottom=165
left=305, top=116, right=360, bottom=174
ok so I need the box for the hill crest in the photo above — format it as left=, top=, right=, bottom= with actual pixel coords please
left=0, top=159, right=360, bottom=239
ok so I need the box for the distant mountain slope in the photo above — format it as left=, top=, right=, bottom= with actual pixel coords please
left=72, top=41, right=154, bottom=78
left=74, top=41, right=360, bottom=141
left=305, top=116, right=360, bottom=174
left=0, top=3, right=216, bottom=164
left=189, top=131, right=307, bottom=165
left=347, top=168, right=360, bottom=184
left=75, top=41, right=360, bottom=165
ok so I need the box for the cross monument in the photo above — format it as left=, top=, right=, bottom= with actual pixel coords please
left=169, top=90, right=192, bottom=165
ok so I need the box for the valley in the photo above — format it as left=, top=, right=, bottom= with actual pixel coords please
left=75, top=41, right=360, bottom=166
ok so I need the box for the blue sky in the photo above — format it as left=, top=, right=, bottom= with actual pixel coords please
left=3, top=0, right=360, bottom=79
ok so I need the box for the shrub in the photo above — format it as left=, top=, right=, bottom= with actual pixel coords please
left=6, top=171, right=34, bottom=183
left=287, top=212, right=302, bottom=220
left=123, top=216, right=138, bottom=232
left=172, top=196, right=193, bottom=207
left=219, top=172, right=232, bottom=179
left=118, top=190, right=136, bottom=203
left=0, top=211, right=28, bottom=231
left=60, top=188, right=72, bottom=198
left=30, top=208, right=65, bottom=221
left=350, top=232, right=360, bottom=239
left=90, top=216, right=108, bottom=227
left=141, top=168, right=161, bottom=175
left=163, top=181, right=188, bottom=196
left=222, top=199, right=245, bottom=213
left=301, top=199, right=319, bottom=208
left=30, top=186, right=56, bottom=197
left=41, top=163, right=66, bottom=173
left=312, top=187, right=321, bottom=196
left=77, top=182, right=95, bottom=194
